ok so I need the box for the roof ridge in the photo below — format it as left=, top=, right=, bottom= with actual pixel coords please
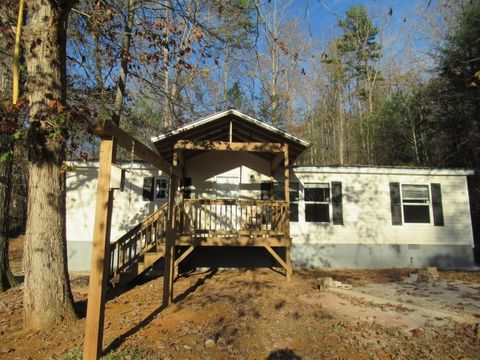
left=150, top=109, right=310, bottom=147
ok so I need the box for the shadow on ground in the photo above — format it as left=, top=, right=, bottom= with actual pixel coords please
left=103, top=269, right=218, bottom=355
left=266, top=348, right=302, bottom=360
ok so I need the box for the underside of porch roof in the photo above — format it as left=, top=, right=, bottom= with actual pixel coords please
left=151, top=109, right=309, bottom=164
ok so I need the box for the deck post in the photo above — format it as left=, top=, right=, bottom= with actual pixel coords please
left=174, top=245, right=196, bottom=279
left=286, top=244, right=292, bottom=281
left=83, top=137, right=115, bottom=360
left=283, top=145, right=292, bottom=282
left=163, top=150, right=179, bottom=306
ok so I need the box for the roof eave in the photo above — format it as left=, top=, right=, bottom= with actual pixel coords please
left=150, top=109, right=310, bottom=148
left=293, top=166, right=475, bottom=176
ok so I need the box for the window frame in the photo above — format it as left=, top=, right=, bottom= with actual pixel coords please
left=155, top=177, right=169, bottom=200
left=215, top=175, right=240, bottom=200
left=289, top=182, right=300, bottom=222
left=400, top=184, right=432, bottom=224
left=304, top=182, right=331, bottom=223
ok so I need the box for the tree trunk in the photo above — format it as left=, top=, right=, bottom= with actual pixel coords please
left=162, top=0, right=173, bottom=130
left=270, top=0, right=279, bottom=124
left=223, top=46, right=229, bottom=110
left=23, top=0, right=77, bottom=330
left=93, top=31, right=104, bottom=93
left=337, top=85, right=344, bottom=165
left=0, top=136, right=16, bottom=292
left=0, top=0, right=17, bottom=293
left=111, top=0, right=135, bottom=127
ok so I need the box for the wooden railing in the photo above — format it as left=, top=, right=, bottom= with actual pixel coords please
left=176, top=199, right=289, bottom=239
left=109, top=203, right=168, bottom=280
left=109, top=199, right=290, bottom=280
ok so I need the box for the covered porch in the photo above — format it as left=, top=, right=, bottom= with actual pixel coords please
left=162, top=138, right=295, bottom=285
left=151, top=111, right=309, bottom=281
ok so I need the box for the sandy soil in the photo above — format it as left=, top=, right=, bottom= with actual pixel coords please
left=1, top=237, right=480, bottom=359
left=7, top=235, right=23, bottom=274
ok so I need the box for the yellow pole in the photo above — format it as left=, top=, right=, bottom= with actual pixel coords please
left=12, top=0, right=25, bottom=104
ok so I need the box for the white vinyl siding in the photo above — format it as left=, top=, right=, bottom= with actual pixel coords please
left=291, top=169, right=474, bottom=246
left=66, top=163, right=474, bottom=249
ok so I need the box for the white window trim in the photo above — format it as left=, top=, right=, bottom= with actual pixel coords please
left=155, top=177, right=169, bottom=200
left=400, top=184, right=432, bottom=225
left=304, top=182, right=331, bottom=223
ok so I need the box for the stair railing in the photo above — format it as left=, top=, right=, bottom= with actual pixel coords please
left=109, top=202, right=168, bottom=281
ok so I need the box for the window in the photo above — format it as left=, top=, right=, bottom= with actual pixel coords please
left=183, top=178, right=192, bottom=199
left=261, top=182, right=272, bottom=200
left=143, top=177, right=168, bottom=201
left=401, top=184, right=430, bottom=223
left=143, top=177, right=155, bottom=201
left=290, top=183, right=300, bottom=222
left=305, top=183, right=330, bottom=222
left=215, top=176, right=239, bottom=199
left=156, top=178, right=169, bottom=199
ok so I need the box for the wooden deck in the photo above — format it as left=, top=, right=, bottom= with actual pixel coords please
left=177, top=236, right=290, bottom=247
left=175, top=199, right=290, bottom=246
left=108, top=199, right=291, bottom=284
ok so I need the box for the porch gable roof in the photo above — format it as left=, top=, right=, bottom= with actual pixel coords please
left=151, top=109, right=310, bottom=164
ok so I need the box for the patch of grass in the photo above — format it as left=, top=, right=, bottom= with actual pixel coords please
left=60, top=347, right=144, bottom=360
left=59, top=347, right=82, bottom=360
left=101, top=348, right=143, bottom=360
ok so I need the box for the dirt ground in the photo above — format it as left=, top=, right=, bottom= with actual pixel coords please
left=2, top=237, right=480, bottom=359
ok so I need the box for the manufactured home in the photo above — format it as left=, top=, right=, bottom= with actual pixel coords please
left=66, top=110, right=476, bottom=276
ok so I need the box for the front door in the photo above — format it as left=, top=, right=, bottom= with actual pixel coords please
left=214, top=176, right=240, bottom=232
left=215, top=175, right=240, bottom=199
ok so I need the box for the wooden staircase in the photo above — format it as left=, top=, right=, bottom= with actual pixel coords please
left=109, top=203, right=169, bottom=285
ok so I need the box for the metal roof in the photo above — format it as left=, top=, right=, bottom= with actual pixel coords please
left=151, top=109, right=310, bottom=164
left=294, top=166, right=474, bottom=176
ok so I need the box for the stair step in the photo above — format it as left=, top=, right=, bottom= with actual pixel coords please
left=144, top=251, right=164, bottom=263
left=138, top=251, right=165, bottom=274
left=109, top=203, right=169, bottom=287
left=137, top=262, right=148, bottom=274
left=119, top=270, right=139, bottom=284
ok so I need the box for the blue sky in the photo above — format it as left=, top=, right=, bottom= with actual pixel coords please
left=298, top=0, right=429, bottom=41
left=282, top=0, right=437, bottom=70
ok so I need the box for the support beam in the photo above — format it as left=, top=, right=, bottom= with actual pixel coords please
left=95, top=119, right=181, bottom=177
left=83, top=138, right=115, bottom=360
left=271, top=152, right=284, bottom=171
left=176, top=236, right=290, bottom=247
left=173, top=245, right=196, bottom=279
left=284, top=144, right=292, bottom=282
left=162, top=177, right=178, bottom=306
left=177, top=150, right=184, bottom=169
left=174, top=140, right=284, bottom=153
left=284, top=145, right=290, bottom=225
left=264, top=246, right=288, bottom=270
left=286, top=246, right=292, bottom=282
left=174, top=245, right=196, bottom=268
left=163, top=149, right=179, bottom=306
